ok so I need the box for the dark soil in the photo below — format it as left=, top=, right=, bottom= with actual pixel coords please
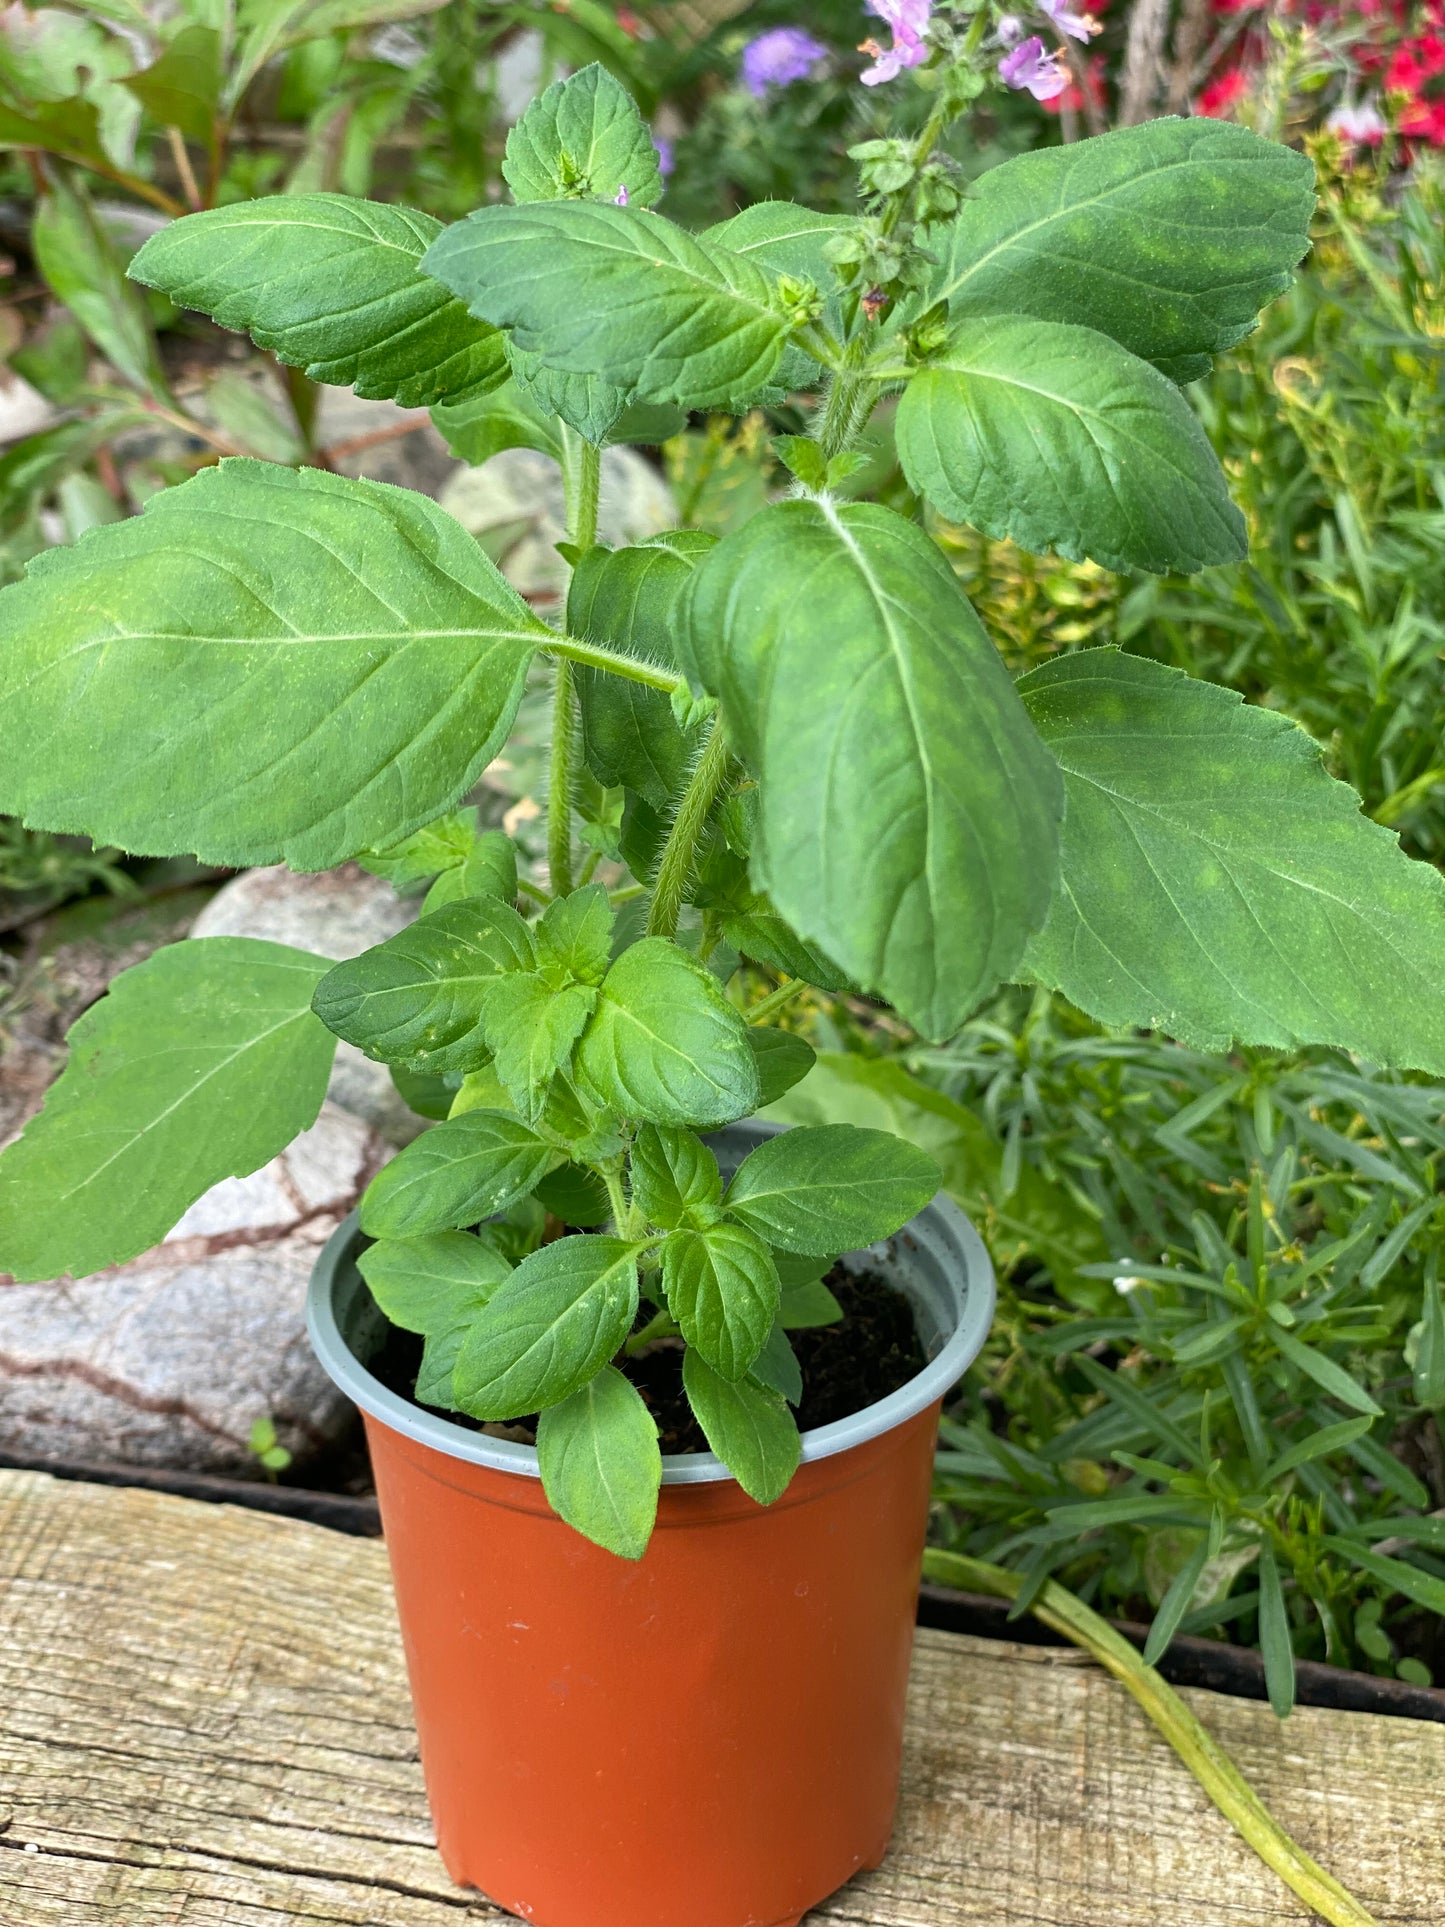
left=366, top=1260, right=927, bottom=1452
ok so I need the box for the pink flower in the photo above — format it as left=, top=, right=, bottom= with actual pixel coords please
left=614, top=184, right=629, bottom=206
left=996, top=12, right=1025, bottom=42
left=998, top=34, right=1069, bottom=98
left=859, top=0, right=931, bottom=84
left=1326, top=99, right=1386, bottom=144
left=1040, top=0, right=1098, bottom=40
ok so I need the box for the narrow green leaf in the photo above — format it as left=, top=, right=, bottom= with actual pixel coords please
left=422, top=201, right=791, bottom=412
left=33, top=172, right=164, bottom=397
left=897, top=317, right=1245, bottom=574
left=1265, top=1418, right=1374, bottom=1482
left=0, top=938, right=335, bottom=1281
left=358, top=1110, right=555, bottom=1239
left=748, top=1027, right=815, bottom=1107
left=1268, top=1327, right=1383, bottom=1418
left=927, top=119, right=1315, bottom=382
left=0, top=462, right=547, bottom=870
left=683, top=1348, right=801, bottom=1504
left=575, top=938, right=760, bottom=1128
left=1257, top=1545, right=1296, bottom=1718
left=1143, top=1536, right=1211, bottom=1668
left=748, top=1319, right=804, bottom=1405
left=454, top=1234, right=639, bottom=1419
left=130, top=195, right=507, bottom=407
left=537, top=1364, right=662, bottom=1560
left=312, top=899, right=535, bottom=1075
left=503, top=63, right=662, bottom=209
left=1019, top=650, right=1445, bottom=1070
left=661, top=1221, right=780, bottom=1380
left=1331, top=1542, right=1445, bottom=1618
left=629, top=1124, right=722, bottom=1231
left=357, top=1230, right=511, bottom=1333
left=725, top=1124, right=938, bottom=1255
left=1414, top=1276, right=1445, bottom=1408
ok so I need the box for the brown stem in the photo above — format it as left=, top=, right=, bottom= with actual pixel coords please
left=165, top=126, right=202, bottom=211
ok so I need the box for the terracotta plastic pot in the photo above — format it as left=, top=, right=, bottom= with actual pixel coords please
left=308, top=1120, right=995, bottom=1927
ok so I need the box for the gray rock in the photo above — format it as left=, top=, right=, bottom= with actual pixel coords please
left=0, top=1103, right=385, bottom=1475
left=189, top=864, right=423, bottom=1146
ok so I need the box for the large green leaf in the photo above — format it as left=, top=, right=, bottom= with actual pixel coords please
left=896, top=317, right=1245, bottom=575
left=575, top=938, right=760, bottom=1127
left=724, top=1123, right=938, bottom=1256
left=454, top=1233, right=640, bottom=1419
left=682, top=499, right=1063, bottom=1039
left=358, top=1109, right=556, bottom=1239
left=130, top=195, right=507, bottom=407
left=503, top=63, right=662, bottom=208
left=0, top=461, right=547, bottom=870
left=0, top=938, right=335, bottom=1282
left=926, top=119, right=1315, bottom=383
left=536, top=1364, right=661, bottom=1560
left=312, top=898, right=535, bottom=1076
left=357, top=1230, right=511, bottom=1334
left=1019, top=650, right=1445, bottom=1068
left=567, top=533, right=713, bottom=810
left=703, top=201, right=855, bottom=285
left=662, top=1221, right=780, bottom=1381
left=682, top=1349, right=800, bottom=1504
left=422, top=201, right=791, bottom=412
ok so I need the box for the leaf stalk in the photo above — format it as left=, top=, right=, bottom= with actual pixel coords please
left=647, top=722, right=733, bottom=940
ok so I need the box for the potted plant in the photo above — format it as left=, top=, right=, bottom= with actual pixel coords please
left=3, top=35, right=1441, bottom=1927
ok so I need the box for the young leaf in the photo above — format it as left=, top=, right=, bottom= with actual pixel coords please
left=724, top=1124, right=938, bottom=1255
left=683, top=1349, right=801, bottom=1504
left=357, top=1230, right=511, bottom=1333
left=661, top=1221, right=780, bottom=1380
left=1143, top=1535, right=1211, bottom=1667
left=629, top=1124, right=723, bottom=1231
left=358, top=1109, right=555, bottom=1240
left=928, top=119, right=1315, bottom=383
left=33, top=171, right=164, bottom=398
left=1265, top=1417, right=1374, bottom=1482
left=1327, top=1539, right=1445, bottom=1618
left=421, top=201, right=791, bottom=412
left=896, top=317, right=1245, bottom=575
left=0, top=939, right=335, bottom=1282
left=537, top=1364, right=662, bottom=1560
left=567, top=533, right=713, bottom=809
left=1257, top=1544, right=1296, bottom=1718
left=748, top=1320, right=804, bottom=1406
left=358, top=810, right=479, bottom=892
left=0, top=461, right=547, bottom=871
left=122, top=24, right=222, bottom=143
left=431, top=377, right=566, bottom=467
left=1019, top=651, right=1445, bottom=1070
left=421, top=833, right=518, bottom=915
left=1269, top=1328, right=1382, bottom=1418
left=129, top=195, right=507, bottom=407
left=312, top=899, right=536, bottom=1075
left=683, top=499, right=1062, bottom=1039
left=575, top=938, right=760, bottom=1128
left=503, top=63, right=662, bottom=209
left=454, top=1233, right=640, bottom=1419
left=534, top=1162, right=612, bottom=1228
left=534, top=882, right=614, bottom=987
left=482, top=972, right=597, bottom=1114
left=748, top=1027, right=815, bottom=1107
left=779, top=1276, right=843, bottom=1329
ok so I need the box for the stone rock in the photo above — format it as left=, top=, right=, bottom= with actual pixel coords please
left=0, top=1103, right=385, bottom=1475
left=313, top=386, right=464, bottom=497
left=189, top=864, right=423, bottom=1145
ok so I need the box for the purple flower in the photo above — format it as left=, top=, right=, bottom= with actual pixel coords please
left=742, top=27, right=828, bottom=97
left=859, top=0, right=931, bottom=84
left=998, top=34, right=1068, bottom=99
left=653, top=135, right=674, bottom=177
left=996, top=13, right=1025, bottom=44
left=1039, top=0, right=1097, bottom=41
left=614, top=184, right=629, bottom=206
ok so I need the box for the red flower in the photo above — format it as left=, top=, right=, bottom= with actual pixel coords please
left=1198, top=67, right=1251, bottom=115
left=1387, top=29, right=1445, bottom=89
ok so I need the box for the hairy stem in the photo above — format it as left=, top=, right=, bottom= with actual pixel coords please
left=624, top=1306, right=681, bottom=1356
left=922, top=1551, right=1381, bottom=1927
left=647, top=722, right=733, bottom=940
left=543, top=634, right=687, bottom=694
left=601, top=1161, right=631, bottom=1237
left=744, top=977, right=810, bottom=1025
left=548, top=432, right=602, bottom=896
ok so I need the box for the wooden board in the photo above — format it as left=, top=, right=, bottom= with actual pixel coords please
left=0, top=1467, right=1442, bottom=1925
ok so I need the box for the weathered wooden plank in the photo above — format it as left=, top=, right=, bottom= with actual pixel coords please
left=0, top=1468, right=1441, bottom=1925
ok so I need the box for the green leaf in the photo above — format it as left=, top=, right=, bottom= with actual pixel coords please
left=507, top=344, right=632, bottom=445
left=1327, top=1539, right=1445, bottom=1616
left=534, top=1162, right=612, bottom=1227
left=703, top=201, right=856, bottom=287
left=415, top=1326, right=466, bottom=1410
left=422, top=833, right=518, bottom=915
left=575, top=938, right=760, bottom=1128
left=357, top=1229, right=510, bottom=1333
left=661, top=1221, right=779, bottom=1380
left=1257, top=1544, right=1296, bottom=1718
left=1143, top=1536, right=1211, bottom=1667
left=483, top=973, right=597, bottom=1115
left=453, top=1233, right=639, bottom=1419
left=683, top=499, right=1062, bottom=1039
left=0, top=96, right=110, bottom=173
left=927, top=119, right=1315, bottom=383
left=358, top=810, right=480, bottom=892
left=1269, top=1327, right=1382, bottom=1418
left=130, top=195, right=507, bottom=407
left=1019, top=650, right=1445, bottom=1069
left=567, top=534, right=712, bottom=810
left=683, top=1348, right=800, bottom=1504
left=1413, top=1277, right=1445, bottom=1408
left=896, top=317, right=1245, bottom=574
left=725, top=1124, right=938, bottom=1256
left=534, top=882, right=614, bottom=987
left=430, top=377, right=565, bottom=467
left=748, top=1319, right=803, bottom=1405
left=537, top=1364, right=661, bottom=1559
left=358, top=1109, right=555, bottom=1239
left=421, top=201, right=791, bottom=412
left=0, top=938, right=335, bottom=1281
left=718, top=902, right=852, bottom=994
left=390, top=1065, right=455, bottom=1122
left=312, top=898, right=536, bottom=1075
left=0, top=461, right=547, bottom=870
left=779, top=1276, right=842, bottom=1329
left=748, top=1027, right=815, bottom=1106
left=33, top=172, right=164, bottom=398
left=629, top=1124, right=723, bottom=1231
left=1265, top=1417, right=1374, bottom=1481
left=122, top=24, right=221, bottom=143
left=503, top=63, right=662, bottom=210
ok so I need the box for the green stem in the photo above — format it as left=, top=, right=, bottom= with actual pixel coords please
left=922, top=1551, right=1381, bottom=1927
left=543, top=635, right=687, bottom=695
left=646, top=722, right=733, bottom=940
left=625, top=1307, right=681, bottom=1356
left=548, top=433, right=602, bottom=897
left=745, top=977, right=810, bottom=1025
left=600, top=1162, right=630, bottom=1236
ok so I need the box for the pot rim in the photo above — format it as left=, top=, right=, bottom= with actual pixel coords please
left=307, top=1143, right=995, bottom=1487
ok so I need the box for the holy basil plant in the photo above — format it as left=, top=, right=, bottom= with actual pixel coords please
left=0, top=67, right=1437, bottom=1560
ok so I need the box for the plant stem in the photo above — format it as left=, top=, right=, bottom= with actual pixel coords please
left=745, top=977, right=809, bottom=1025
left=646, top=722, right=732, bottom=940
left=549, top=432, right=602, bottom=896
left=601, top=1161, right=630, bottom=1236
left=922, top=1551, right=1381, bottom=1927
left=543, top=634, right=689, bottom=694
left=624, top=1306, right=681, bottom=1356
